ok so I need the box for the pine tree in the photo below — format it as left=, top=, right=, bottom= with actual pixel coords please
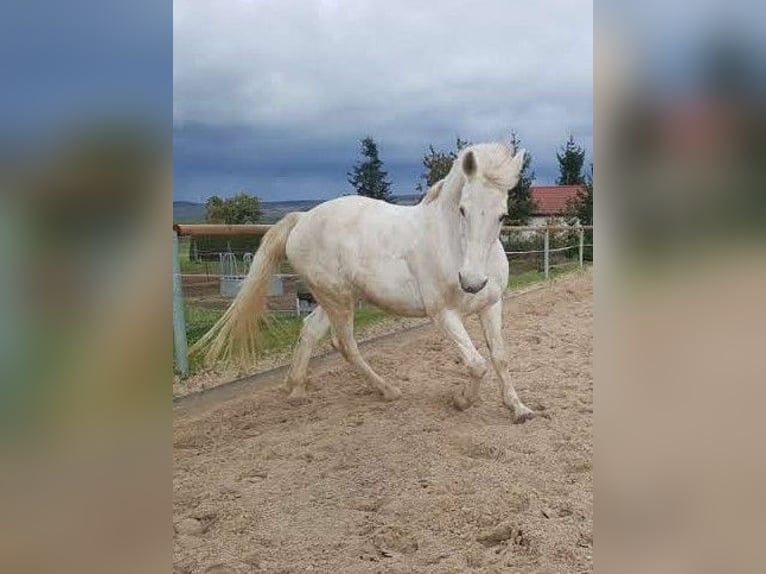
left=565, top=163, right=594, bottom=261
left=347, top=137, right=393, bottom=201
left=505, top=131, right=537, bottom=225
left=416, top=137, right=470, bottom=196
left=556, top=134, right=586, bottom=185
left=568, top=164, right=593, bottom=226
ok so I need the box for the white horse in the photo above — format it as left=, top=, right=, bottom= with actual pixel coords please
left=192, top=142, right=537, bottom=423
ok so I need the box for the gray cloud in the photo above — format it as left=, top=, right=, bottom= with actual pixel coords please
left=173, top=0, right=592, bottom=200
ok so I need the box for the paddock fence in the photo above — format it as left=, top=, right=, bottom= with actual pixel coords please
left=173, top=223, right=593, bottom=376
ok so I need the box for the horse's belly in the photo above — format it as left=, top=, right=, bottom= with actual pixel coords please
left=354, top=263, right=427, bottom=317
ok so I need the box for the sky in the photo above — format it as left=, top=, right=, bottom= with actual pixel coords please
left=5, top=1, right=762, bottom=205
left=173, top=0, right=593, bottom=202
left=1, top=0, right=172, bottom=142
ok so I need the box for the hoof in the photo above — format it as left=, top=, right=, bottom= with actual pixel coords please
left=512, top=405, right=537, bottom=424
left=287, top=388, right=309, bottom=405
left=381, top=386, right=402, bottom=402
left=452, top=391, right=475, bottom=411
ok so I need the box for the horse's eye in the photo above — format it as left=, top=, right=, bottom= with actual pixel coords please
left=459, top=206, right=466, bottom=217
left=498, top=214, right=505, bottom=222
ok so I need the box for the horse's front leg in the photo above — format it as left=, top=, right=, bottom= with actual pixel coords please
left=434, top=311, right=489, bottom=411
left=479, top=301, right=536, bottom=423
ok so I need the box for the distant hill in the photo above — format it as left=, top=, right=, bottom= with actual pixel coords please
left=173, top=194, right=423, bottom=223
left=173, top=201, right=206, bottom=223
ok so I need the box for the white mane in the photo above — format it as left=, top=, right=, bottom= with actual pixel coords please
left=421, top=142, right=522, bottom=205
left=456, top=142, right=520, bottom=190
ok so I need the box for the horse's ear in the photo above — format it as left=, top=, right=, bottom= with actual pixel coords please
left=462, top=150, right=477, bottom=177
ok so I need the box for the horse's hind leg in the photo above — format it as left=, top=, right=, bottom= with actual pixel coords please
left=284, top=305, right=331, bottom=400
left=327, top=306, right=402, bottom=402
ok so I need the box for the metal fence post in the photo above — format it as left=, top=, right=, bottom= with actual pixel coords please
left=173, top=232, right=189, bottom=377
left=544, top=228, right=550, bottom=280
left=578, top=226, right=584, bottom=269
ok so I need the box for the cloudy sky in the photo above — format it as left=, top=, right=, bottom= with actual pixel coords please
left=173, top=0, right=593, bottom=202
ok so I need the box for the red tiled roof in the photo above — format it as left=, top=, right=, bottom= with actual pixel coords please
left=530, top=185, right=583, bottom=216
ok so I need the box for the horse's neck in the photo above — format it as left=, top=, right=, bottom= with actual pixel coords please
left=428, top=170, right=463, bottom=220
left=420, top=172, right=463, bottom=260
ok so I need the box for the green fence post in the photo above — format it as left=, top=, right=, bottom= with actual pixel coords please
left=173, top=233, right=189, bottom=377
left=579, top=226, right=584, bottom=269
left=544, top=228, right=550, bottom=280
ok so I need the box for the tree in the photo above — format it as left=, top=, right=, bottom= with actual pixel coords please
left=565, top=163, right=594, bottom=261
left=196, top=192, right=263, bottom=259
left=415, top=137, right=471, bottom=196
left=505, top=131, right=537, bottom=225
left=556, top=134, right=586, bottom=185
left=567, top=163, right=593, bottom=226
left=205, top=192, right=262, bottom=224
left=347, top=137, right=393, bottom=201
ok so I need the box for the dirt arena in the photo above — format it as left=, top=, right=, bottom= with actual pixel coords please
left=173, top=271, right=592, bottom=573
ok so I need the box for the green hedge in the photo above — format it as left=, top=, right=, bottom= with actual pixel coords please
left=190, top=235, right=263, bottom=261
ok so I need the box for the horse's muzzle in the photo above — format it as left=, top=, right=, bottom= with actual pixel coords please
left=458, top=272, right=488, bottom=294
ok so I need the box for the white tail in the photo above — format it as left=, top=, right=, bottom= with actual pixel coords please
left=189, top=212, right=302, bottom=366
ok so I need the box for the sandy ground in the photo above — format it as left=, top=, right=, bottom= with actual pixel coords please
left=173, top=271, right=592, bottom=573
left=174, top=314, right=430, bottom=399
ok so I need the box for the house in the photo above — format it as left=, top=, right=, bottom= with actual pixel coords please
left=528, top=185, right=584, bottom=227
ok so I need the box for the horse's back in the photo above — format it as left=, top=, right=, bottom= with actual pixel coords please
left=286, top=195, right=406, bottom=265
left=287, top=196, right=414, bottom=256
left=284, top=196, right=426, bottom=313
left=305, top=195, right=406, bottom=227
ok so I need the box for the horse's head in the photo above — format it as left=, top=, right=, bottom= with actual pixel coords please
left=456, top=145, right=525, bottom=294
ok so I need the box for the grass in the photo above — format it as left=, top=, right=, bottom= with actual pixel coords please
left=176, top=259, right=588, bottom=376
left=508, top=260, right=583, bottom=289
left=182, top=304, right=388, bottom=375
left=185, top=305, right=387, bottom=349
left=177, top=238, right=296, bottom=275
left=177, top=238, right=221, bottom=274
left=180, top=258, right=222, bottom=275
